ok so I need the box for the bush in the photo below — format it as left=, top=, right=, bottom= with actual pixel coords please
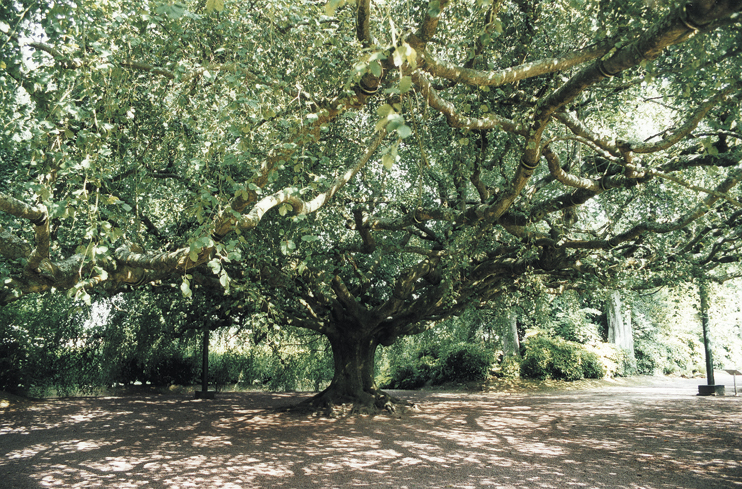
left=146, top=354, right=198, bottom=386
left=587, top=343, right=636, bottom=377
left=520, top=337, right=554, bottom=380
left=496, top=355, right=521, bottom=379
left=0, top=339, right=26, bottom=393
left=437, top=344, right=494, bottom=383
left=382, top=343, right=494, bottom=389
left=520, top=336, right=606, bottom=381
left=581, top=350, right=606, bottom=379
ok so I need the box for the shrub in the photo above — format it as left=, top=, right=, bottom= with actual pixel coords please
left=147, top=354, right=198, bottom=386
left=587, top=343, right=636, bottom=377
left=387, top=364, right=428, bottom=390
left=437, top=344, right=494, bottom=383
left=382, top=343, right=494, bottom=389
left=520, top=337, right=554, bottom=380
left=581, top=350, right=606, bottom=379
left=497, top=355, right=521, bottom=379
left=520, top=336, right=606, bottom=381
left=0, top=339, right=26, bottom=393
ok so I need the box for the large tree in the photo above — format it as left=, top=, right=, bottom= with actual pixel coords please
left=2, top=0, right=741, bottom=410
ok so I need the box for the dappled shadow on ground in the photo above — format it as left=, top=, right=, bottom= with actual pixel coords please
left=1, top=377, right=741, bottom=488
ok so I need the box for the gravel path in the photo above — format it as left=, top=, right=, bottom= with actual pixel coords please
left=1, top=374, right=741, bottom=488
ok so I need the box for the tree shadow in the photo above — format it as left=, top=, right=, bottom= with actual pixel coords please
left=1, top=378, right=740, bottom=488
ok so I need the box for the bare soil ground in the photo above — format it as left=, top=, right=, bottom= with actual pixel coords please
left=1, top=373, right=741, bottom=488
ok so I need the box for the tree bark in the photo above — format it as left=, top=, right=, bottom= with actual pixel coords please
left=503, top=312, right=521, bottom=357
left=326, top=332, right=379, bottom=404
left=699, top=280, right=715, bottom=385
left=606, top=290, right=635, bottom=358
left=296, top=324, right=410, bottom=414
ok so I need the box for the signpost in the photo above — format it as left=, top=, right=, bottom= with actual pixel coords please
left=724, top=369, right=741, bottom=396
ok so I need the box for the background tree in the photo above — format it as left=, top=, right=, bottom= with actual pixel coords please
left=1, top=0, right=741, bottom=410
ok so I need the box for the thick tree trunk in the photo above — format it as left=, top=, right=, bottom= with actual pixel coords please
left=326, top=332, right=380, bottom=406
left=297, top=328, right=412, bottom=414
left=606, top=290, right=635, bottom=358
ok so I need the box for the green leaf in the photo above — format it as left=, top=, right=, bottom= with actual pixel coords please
left=399, top=76, right=413, bottom=93
left=397, top=125, right=412, bottom=138
left=208, top=258, right=221, bottom=274
left=279, top=203, right=293, bottom=216
left=492, top=19, right=503, bottom=35
left=428, top=0, right=441, bottom=18
left=385, top=114, right=405, bottom=131
left=180, top=279, right=192, bottom=298
left=219, top=271, right=230, bottom=288
left=189, top=249, right=199, bottom=262
left=369, top=60, right=382, bottom=77
left=206, top=0, right=224, bottom=12
left=325, top=0, right=343, bottom=16
left=376, top=104, right=395, bottom=117
left=280, top=239, right=296, bottom=255
left=382, top=154, right=394, bottom=170
left=393, top=47, right=404, bottom=67
left=459, top=137, right=470, bottom=146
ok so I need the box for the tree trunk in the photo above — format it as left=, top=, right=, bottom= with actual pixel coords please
left=326, top=332, right=379, bottom=405
left=502, top=312, right=520, bottom=357
left=606, top=290, right=635, bottom=358
left=298, top=327, right=411, bottom=414
left=699, top=280, right=715, bottom=385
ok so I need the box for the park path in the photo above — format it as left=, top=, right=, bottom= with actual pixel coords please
left=1, top=373, right=741, bottom=488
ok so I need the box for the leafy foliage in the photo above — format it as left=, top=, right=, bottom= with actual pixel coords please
left=2, top=0, right=742, bottom=408
left=382, top=341, right=494, bottom=388
left=520, top=335, right=605, bottom=381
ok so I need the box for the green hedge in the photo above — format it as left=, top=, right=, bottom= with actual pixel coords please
left=520, top=336, right=605, bottom=381
left=383, top=343, right=494, bottom=389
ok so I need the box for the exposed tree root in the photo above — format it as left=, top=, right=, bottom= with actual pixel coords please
left=279, top=389, right=417, bottom=417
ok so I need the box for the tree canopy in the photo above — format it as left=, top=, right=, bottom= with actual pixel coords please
left=2, top=0, right=741, bottom=409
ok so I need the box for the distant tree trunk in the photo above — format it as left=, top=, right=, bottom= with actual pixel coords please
left=606, top=290, right=634, bottom=358
left=503, top=312, right=520, bottom=357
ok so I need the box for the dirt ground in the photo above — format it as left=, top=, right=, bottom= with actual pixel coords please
left=1, top=373, right=741, bottom=489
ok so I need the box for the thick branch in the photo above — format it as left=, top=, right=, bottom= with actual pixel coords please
left=357, top=0, right=371, bottom=47
left=414, top=0, right=452, bottom=44
left=237, top=131, right=386, bottom=231
left=412, top=71, right=520, bottom=133
left=422, top=39, right=614, bottom=88
left=561, top=167, right=742, bottom=250
left=536, top=0, right=742, bottom=128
